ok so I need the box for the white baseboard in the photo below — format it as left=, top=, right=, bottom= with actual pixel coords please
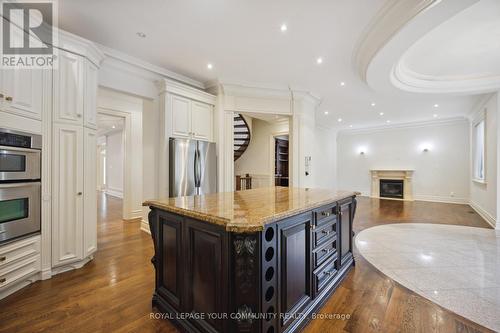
left=469, top=201, right=497, bottom=228
left=125, top=209, right=143, bottom=220
left=105, top=188, right=123, bottom=198
left=140, top=219, right=151, bottom=234
left=414, top=195, right=469, bottom=205
left=51, top=256, right=93, bottom=276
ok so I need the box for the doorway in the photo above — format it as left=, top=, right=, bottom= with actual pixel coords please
left=273, top=135, right=289, bottom=187
left=233, top=113, right=289, bottom=190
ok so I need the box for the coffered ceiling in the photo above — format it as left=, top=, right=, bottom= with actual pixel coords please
left=54, top=0, right=489, bottom=129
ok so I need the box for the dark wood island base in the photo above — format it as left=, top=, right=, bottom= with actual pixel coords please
left=145, top=188, right=357, bottom=333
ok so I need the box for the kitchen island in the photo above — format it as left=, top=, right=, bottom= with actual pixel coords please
left=143, top=187, right=357, bottom=333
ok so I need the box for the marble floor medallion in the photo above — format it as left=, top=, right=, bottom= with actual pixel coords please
left=355, top=223, right=500, bottom=331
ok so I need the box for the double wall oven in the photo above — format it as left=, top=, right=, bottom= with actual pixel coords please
left=0, top=128, right=42, bottom=244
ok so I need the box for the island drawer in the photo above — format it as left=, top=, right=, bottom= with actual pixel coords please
left=312, top=238, right=337, bottom=268
left=313, top=255, right=338, bottom=296
left=313, top=204, right=337, bottom=226
left=313, top=220, right=337, bottom=248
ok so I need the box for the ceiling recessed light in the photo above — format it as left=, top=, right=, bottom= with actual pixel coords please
left=434, top=104, right=439, bottom=108
left=207, top=63, right=213, bottom=70
left=337, top=118, right=343, bottom=122
left=316, top=57, right=323, bottom=64
left=433, top=114, right=438, bottom=118
left=112, top=125, right=116, bottom=129
left=379, top=112, right=384, bottom=116
left=386, top=120, right=391, bottom=124
left=349, top=125, right=353, bottom=128
left=324, top=111, right=329, bottom=115
left=371, top=102, right=376, bottom=107
left=280, top=23, right=288, bottom=32
left=340, top=82, right=346, bottom=86
left=136, top=32, right=146, bottom=38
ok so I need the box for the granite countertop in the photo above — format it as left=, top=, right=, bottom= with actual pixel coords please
left=143, top=187, right=358, bottom=233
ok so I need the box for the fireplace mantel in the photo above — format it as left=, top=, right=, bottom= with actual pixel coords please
left=370, top=169, right=414, bottom=201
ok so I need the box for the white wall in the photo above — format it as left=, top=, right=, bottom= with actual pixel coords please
left=470, top=94, right=498, bottom=227
left=234, top=117, right=289, bottom=188
left=141, top=98, right=159, bottom=232
left=313, top=126, right=337, bottom=190
left=338, top=119, right=470, bottom=203
left=105, top=131, right=124, bottom=198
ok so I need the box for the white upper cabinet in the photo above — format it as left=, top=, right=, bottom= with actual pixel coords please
left=53, top=50, right=84, bottom=125
left=169, top=94, right=214, bottom=142
left=84, top=60, right=98, bottom=129
left=191, top=101, right=213, bottom=141
left=1, top=68, right=44, bottom=120
left=171, top=95, right=192, bottom=139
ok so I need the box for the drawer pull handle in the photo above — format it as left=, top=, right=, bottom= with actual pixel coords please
left=324, top=270, right=335, bottom=276
left=5, top=96, right=13, bottom=102
left=77, top=192, right=83, bottom=196
left=322, top=248, right=330, bottom=254
left=0, top=278, right=6, bottom=283
left=322, top=230, right=330, bottom=235
left=0, top=256, right=5, bottom=262
left=0, top=93, right=4, bottom=98
left=321, top=212, right=330, bottom=217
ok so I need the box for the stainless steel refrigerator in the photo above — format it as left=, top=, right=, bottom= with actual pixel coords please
left=169, top=138, right=217, bottom=197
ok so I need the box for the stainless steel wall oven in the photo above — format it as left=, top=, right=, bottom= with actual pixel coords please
left=0, top=128, right=42, bottom=244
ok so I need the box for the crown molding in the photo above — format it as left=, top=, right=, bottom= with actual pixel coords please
left=219, top=81, right=292, bottom=100
left=97, top=44, right=205, bottom=89
left=57, top=29, right=105, bottom=66
left=156, top=78, right=216, bottom=105
left=391, top=58, right=500, bottom=94
left=338, top=116, right=468, bottom=136
left=467, top=93, right=497, bottom=120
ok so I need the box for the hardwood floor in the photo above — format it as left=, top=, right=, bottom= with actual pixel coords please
left=0, top=195, right=493, bottom=333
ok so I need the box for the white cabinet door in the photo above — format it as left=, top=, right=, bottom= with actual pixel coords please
left=53, top=50, right=84, bottom=125
left=52, top=124, right=84, bottom=267
left=83, top=128, right=97, bottom=257
left=170, top=94, right=191, bottom=139
left=1, top=68, right=44, bottom=120
left=84, top=60, right=98, bottom=129
left=191, top=101, right=213, bottom=141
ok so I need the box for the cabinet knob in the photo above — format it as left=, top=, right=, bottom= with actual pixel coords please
left=310, top=225, right=316, bottom=230
left=324, top=270, right=333, bottom=276
left=0, top=277, right=6, bottom=283
left=322, top=230, right=330, bottom=235
left=5, top=96, right=13, bottom=102
left=0, top=93, right=4, bottom=98
left=0, top=256, right=5, bottom=262
left=77, top=192, right=83, bottom=196
left=321, top=211, right=330, bottom=217
left=322, top=248, right=330, bottom=254
left=77, top=114, right=82, bottom=118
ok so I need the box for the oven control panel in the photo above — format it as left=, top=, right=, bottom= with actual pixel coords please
left=0, top=132, right=32, bottom=149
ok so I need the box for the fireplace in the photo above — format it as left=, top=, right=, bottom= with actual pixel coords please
left=380, top=179, right=404, bottom=199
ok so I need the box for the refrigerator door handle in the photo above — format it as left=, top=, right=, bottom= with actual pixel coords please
left=194, top=146, right=201, bottom=188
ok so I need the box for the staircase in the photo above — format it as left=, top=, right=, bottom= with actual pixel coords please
left=234, top=114, right=251, bottom=161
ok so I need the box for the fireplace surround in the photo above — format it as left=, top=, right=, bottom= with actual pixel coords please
left=370, top=170, right=414, bottom=201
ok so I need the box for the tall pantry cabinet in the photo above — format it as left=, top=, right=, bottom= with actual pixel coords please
left=51, top=39, right=103, bottom=269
